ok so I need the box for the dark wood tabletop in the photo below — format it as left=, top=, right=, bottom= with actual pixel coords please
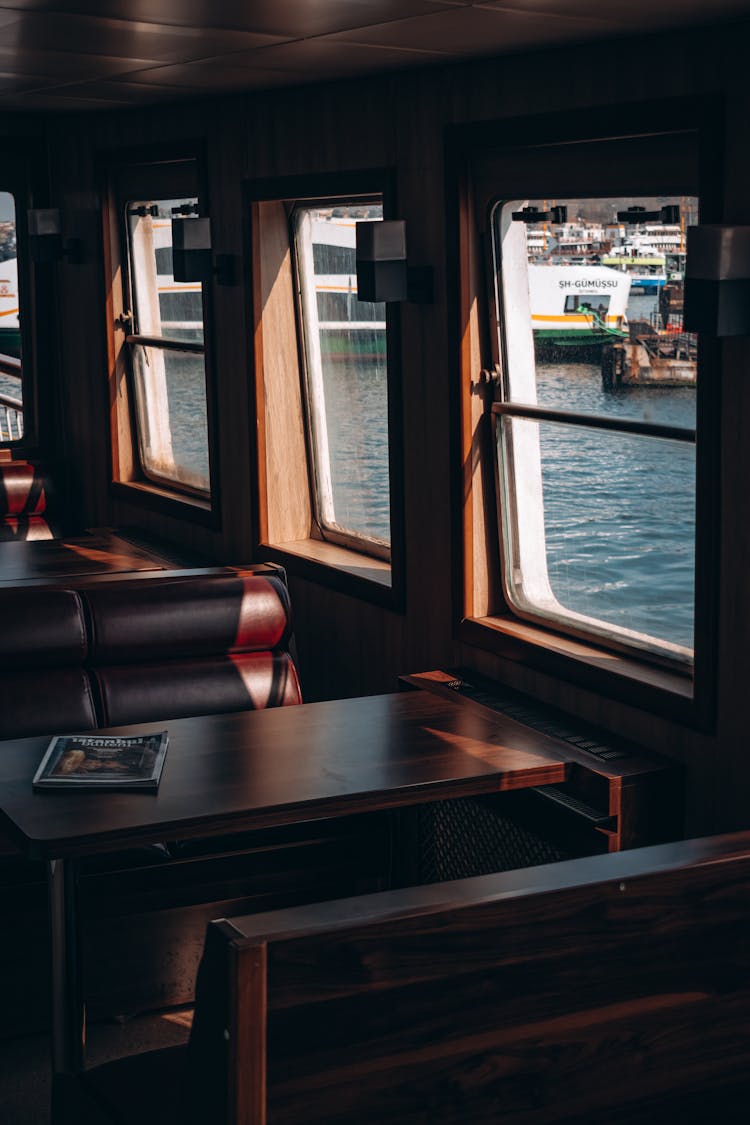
left=0, top=691, right=570, bottom=859
left=0, top=530, right=171, bottom=584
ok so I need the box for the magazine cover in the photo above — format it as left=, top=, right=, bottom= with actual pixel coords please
left=32, top=730, right=169, bottom=791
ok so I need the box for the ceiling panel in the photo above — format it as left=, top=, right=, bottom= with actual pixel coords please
left=1, top=88, right=138, bottom=109
left=0, top=1, right=466, bottom=37
left=475, top=0, right=750, bottom=23
left=116, top=58, right=305, bottom=91
left=27, top=76, right=201, bottom=103
left=0, top=69, right=51, bottom=93
left=331, top=7, right=617, bottom=54
left=0, top=45, right=157, bottom=79
left=210, top=37, right=446, bottom=77
left=0, top=0, right=745, bottom=112
left=0, top=12, right=287, bottom=62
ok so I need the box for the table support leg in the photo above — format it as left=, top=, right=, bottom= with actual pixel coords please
left=48, top=857, right=85, bottom=1076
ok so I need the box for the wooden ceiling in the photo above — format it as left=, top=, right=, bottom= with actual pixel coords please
left=0, top=0, right=748, bottom=113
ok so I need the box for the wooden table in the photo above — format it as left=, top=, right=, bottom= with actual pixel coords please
left=0, top=530, right=173, bottom=584
left=0, top=691, right=570, bottom=1081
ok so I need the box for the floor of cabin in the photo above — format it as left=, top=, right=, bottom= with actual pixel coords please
left=0, top=1007, right=192, bottom=1124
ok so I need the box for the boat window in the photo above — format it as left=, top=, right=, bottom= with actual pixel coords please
left=293, top=200, right=391, bottom=557
left=563, top=293, right=610, bottom=315
left=124, top=198, right=210, bottom=496
left=493, top=194, right=698, bottom=666
left=0, top=191, right=22, bottom=444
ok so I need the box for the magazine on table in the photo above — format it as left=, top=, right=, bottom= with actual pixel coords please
left=32, top=730, right=169, bottom=791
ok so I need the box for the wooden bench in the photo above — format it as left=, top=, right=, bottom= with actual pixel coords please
left=64, top=830, right=750, bottom=1124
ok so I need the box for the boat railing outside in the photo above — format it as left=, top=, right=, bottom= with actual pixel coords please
left=0, top=351, right=22, bottom=441
left=0, top=391, right=23, bottom=441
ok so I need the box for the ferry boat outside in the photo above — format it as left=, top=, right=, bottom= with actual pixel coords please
left=600, top=242, right=667, bottom=293
left=309, top=213, right=385, bottom=360
left=527, top=263, right=631, bottom=352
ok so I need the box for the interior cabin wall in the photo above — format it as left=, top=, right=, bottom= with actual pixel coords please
left=36, top=19, right=750, bottom=836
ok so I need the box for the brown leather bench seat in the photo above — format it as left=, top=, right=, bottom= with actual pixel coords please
left=0, top=566, right=301, bottom=738
left=0, top=566, right=391, bottom=1033
left=0, top=586, right=96, bottom=738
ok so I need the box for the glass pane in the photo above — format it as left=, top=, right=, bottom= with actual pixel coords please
left=296, top=203, right=390, bottom=548
left=131, top=344, right=209, bottom=493
left=497, top=196, right=698, bottom=429
left=0, top=191, right=22, bottom=442
left=127, top=198, right=204, bottom=344
left=498, top=414, right=694, bottom=661
left=533, top=363, right=696, bottom=430
left=126, top=197, right=209, bottom=494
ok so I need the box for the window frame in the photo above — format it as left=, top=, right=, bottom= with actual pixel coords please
left=448, top=98, right=722, bottom=729
left=104, top=150, right=220, bottom=525
left=0, top=188, right=23, bottom=446
left=491, top=193, right=698, bottom=672
left=0, top=144, right=50, bottom=458
left=246, top=170, right=405, bottom=611
left=124, top=194, right=210, bottom=499
left=290, top=197, right=391, bottom=562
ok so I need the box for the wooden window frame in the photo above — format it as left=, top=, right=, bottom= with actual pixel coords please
left=245, top=170, right=405, bottom=611
left=102, top=145, right=221, bottom=527
left=0, top=142, right=51, bottom=459
left=447, top=97, right=723, bottom=730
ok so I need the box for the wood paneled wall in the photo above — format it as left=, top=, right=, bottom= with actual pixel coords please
left=37, top=20, right=750, bottom=836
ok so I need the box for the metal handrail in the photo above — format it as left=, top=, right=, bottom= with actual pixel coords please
left=0, top=352, right=21, bottom=377
left=0, top=389, right=23, bottom=441
left=492, top=401, right=695, bottom=444
left=126, top=334, right=204, bottom=355
left=0, top=351, right=23, bottom=441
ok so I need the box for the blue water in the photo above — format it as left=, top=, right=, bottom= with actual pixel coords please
left=533, top=363, right=695, bottom=650
left=529, top=288, right=696, bottom=651
left=322, top=352, right=391, bottom=542
left=0, top=372, right=20, bottom=403
left=318, top=288, right=696, bottom=652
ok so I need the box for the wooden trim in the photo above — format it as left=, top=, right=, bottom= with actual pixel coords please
left=101, top=171, right=132, bottom=488
left=230, top=938, right=267, bottom=1125
left=223, top=830, right=750, bottom=948
left=458, top=615, right=708, bottom=727
left=446, top=129, right=502, bottom=630
left=109, top=479, right=217, bottom=527
left=399, top=667, right=685, bottom=851
left=249, top=199, right=270, bottom=546
left=250, top=198, right=312, bottom=545
left=257, top=540, right=402, bottom=612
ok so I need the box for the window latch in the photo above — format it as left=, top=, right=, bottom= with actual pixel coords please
left=115, top=310, right=134, bottom=332
left=617, top=204, right=680, bottom=223
left=511, top=205, right=567, bottom=224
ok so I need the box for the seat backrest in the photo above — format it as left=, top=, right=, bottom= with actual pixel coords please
left=85, top=570, right=302, bottom=726
left=191, top=830, right=750, bottom=1124
left=0, top=460, right=55, bottom=541
left=0, top=567, right=302, bottom=739
left=0, top=587, right=96, bottom=737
